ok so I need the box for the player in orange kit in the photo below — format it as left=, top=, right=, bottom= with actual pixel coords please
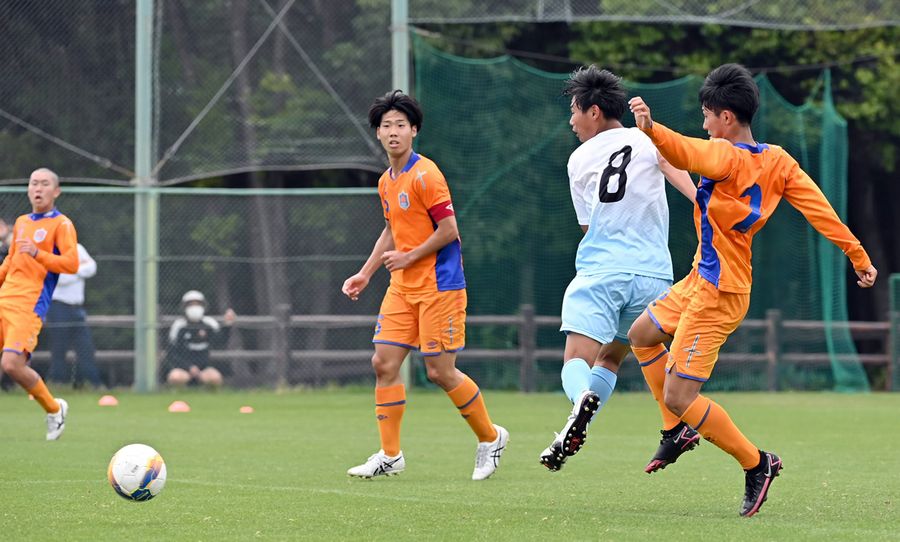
left=342, top=90, right=508, bottom=480
left=626, top=64, right=877, bottom=517
left=0, top=168, right=79, bottom=440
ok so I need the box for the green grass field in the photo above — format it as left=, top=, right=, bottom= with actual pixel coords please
left=1, top=390, right=898, bottom=541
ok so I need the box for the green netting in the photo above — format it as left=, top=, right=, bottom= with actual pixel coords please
left=413, top=35, right=868, bottom=391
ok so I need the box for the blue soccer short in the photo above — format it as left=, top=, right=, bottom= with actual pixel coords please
left=560, top=273, right=672, bottom=344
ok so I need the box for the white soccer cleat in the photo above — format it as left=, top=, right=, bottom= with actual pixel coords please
left=472, top=424, right=509, bottom=481
left=347, top=450, right=405, bottom=478
left=46, top=398, right=68, bottom=441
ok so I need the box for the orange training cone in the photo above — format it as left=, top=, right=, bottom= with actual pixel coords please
left=98, top=395, right=119, bottom=406
left=168, top=400, right=191, bottom=413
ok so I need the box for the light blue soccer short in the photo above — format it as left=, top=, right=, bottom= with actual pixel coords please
left=560, top=273, right=672, bottom=345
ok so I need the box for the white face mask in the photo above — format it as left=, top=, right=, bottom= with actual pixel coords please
left=185, top=305, right=205, bottom=322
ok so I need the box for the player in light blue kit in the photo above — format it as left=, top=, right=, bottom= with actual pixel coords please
left=540, top=66, right=698, bottom=471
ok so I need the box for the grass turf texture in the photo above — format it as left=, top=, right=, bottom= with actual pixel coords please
left=1, top=390, right=898, bottom=541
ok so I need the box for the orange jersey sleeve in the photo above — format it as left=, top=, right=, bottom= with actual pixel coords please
left=642, top=121, right=870, bottom=292
left=644, top=121, right=738, bottom=181
left=782, top=158, right=871, bottom=270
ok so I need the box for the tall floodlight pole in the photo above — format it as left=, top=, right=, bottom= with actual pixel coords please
left=392, top=0, right=409, bottom=94
left=134, top=0, right=159, bottom=391
left=391, top=0, right=412, bottom=385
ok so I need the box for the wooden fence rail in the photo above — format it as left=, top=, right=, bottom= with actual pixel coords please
left=30, top=306, right=898, bottom=391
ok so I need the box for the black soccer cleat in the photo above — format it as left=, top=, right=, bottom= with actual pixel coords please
left=740, top=451, right=783, bottom=517
left=539, top=390, right=601, bottom=472
left=644, top=421, right=701, bottom=473
left=539, top=440, right=567, bottom=472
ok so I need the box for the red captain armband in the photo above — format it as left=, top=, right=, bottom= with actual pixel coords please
left=428, top=200, right=456, bottom=222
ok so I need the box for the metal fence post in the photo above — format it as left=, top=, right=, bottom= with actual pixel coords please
left=274, top=303, right=291, bottom=388
left=519, top=304, right=536, bottom=392
left=765, top=309, right=782, bottom=391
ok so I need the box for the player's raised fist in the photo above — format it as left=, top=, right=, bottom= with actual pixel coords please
left=628, top=97, right=653, bottom=131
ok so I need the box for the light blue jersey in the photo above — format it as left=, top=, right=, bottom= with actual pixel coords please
left=568, top=127, right=673, bottom=281
left=562, top=127, right=675, bottom=344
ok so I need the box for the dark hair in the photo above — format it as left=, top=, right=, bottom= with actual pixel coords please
left=698, top=63, right=759, bottom=125
left=562, top=65, right=626, bottom=121
left=368, top=90, right=423, bottom=130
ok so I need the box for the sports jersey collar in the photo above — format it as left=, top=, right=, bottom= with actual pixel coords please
left=733, top=142, right=769, bottom=154
left=389, top=151, right=420, bottom=177
left=29, top=208, right=61, bottom=221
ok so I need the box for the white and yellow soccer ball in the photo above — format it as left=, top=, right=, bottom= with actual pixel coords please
left=107, top=444, right=167, bottom=501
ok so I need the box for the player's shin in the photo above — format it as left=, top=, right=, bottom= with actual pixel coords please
left=633, top=345, right=681, bottom=430
left=561, top=358, right=592, bottom=403
left=588, top=366, right=617, bottom=418
left=680, top=395, right=760, bottom=470
left=27, top=377, right=61, bottom=414
left=375, top=384, right=406, bottom=456
left=447, top=374, right=497, bottom=442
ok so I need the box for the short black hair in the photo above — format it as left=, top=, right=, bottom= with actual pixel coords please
left=698, top=63, right=759, bottom=125
left=562, top=65, right=626, bottom=121
left=368, top=90, right=423, bottom=130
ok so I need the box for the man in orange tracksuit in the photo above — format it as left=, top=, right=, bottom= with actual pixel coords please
left=626, top=64, right=877, bottom=517
left=0, top=168, right=79, bottom=440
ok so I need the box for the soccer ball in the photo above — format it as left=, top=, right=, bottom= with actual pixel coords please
left=107, top=444, right=167, bottom=501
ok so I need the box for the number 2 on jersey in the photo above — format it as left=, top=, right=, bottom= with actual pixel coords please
left=597, top=145, right=632, bottom=203
left=731, top=183, right=762, bottom=233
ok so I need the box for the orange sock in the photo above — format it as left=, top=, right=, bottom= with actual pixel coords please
left=633, top=344, right=681, bottom=430
left=447, top=374, right=497, bottom=442
left=375, top=384, right=405, bottom=457
left=27, top=379, right=60, bottom=414
left=681, top=395, right=760, bottom=470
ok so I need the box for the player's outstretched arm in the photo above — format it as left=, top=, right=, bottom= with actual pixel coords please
left=342, top=222, right=395, bottom=301
left=782, top=159, right=874, bottom=285
left=630, top=96, right=734, bottom=181
left=657, top=152, right=697, bottom=203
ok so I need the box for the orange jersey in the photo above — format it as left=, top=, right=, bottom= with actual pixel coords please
left=642, top=122, right=870, bottom=293
left=0, top=208, right=79, bottom=317
left=378, top=151, right=465, bottom=292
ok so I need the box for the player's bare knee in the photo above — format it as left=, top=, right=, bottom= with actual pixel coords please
left=370, top=352, right=396, bottom=380
left=0, top=355, right=23, bottom=375
left=424, top=363, right=446, bottom=385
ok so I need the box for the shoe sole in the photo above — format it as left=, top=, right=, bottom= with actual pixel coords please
left=539, top=443, right=566, bottom=472
left=348, top=470, right=404, bottom=479
left=561, top=393, right=600, bottom=457
left=644, top=431, right=701, bottom=473
left=741, top=460, right=783, bottom=518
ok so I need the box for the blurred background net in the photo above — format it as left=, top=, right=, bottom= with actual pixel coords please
left=0, top=0, right=891, bottom=390
left=408, top=0, right=899, bottom=30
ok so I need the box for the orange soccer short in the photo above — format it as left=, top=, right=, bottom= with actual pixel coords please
left=0, top=305, right=43, bottom=357
left=373, top=286, right=466, bottom=356
left=646, top=270, right=749, bottom=382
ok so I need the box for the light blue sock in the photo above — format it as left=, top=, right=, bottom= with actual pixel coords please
left=589, top=366, right=618, bottom=418
left=560, top=358, right=592, bottom=404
